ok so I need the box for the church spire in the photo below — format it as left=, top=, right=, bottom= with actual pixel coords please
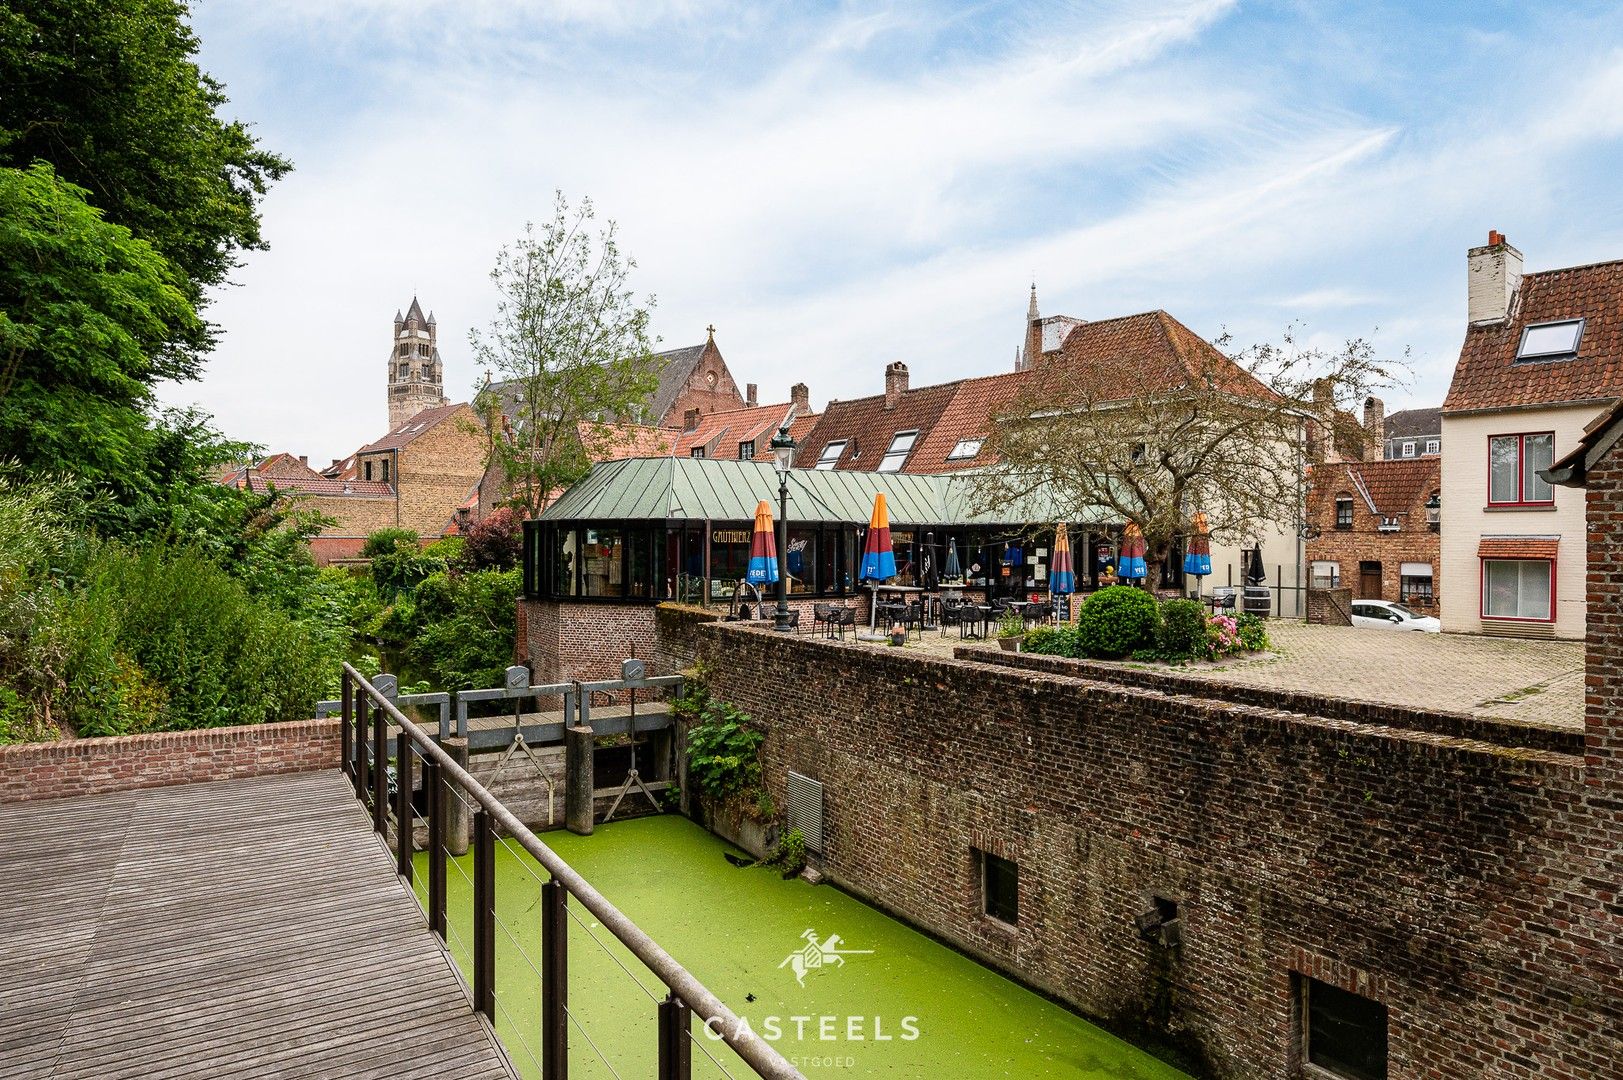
left=1027, top=282, right=1039, bottom=322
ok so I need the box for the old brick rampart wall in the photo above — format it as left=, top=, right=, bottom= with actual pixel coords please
left=0, top=719, right=338, bottom=804
left=660, top=608, right=1620, bottom=1079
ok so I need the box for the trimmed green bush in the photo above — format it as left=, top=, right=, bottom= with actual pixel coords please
left=1157, top=598, right=1207, bottom=659
left=1076, top=584, right=1159, bottom=659
left=1022, top=624, right=1083, bottom=658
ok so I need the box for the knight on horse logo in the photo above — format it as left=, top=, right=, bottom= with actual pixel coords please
left=778, top=928, right=874, bottom=987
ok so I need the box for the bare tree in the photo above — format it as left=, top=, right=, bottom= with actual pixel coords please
left=472, top=193, right=660, bottom=516
left=971, top=326, right=1403, bottom=571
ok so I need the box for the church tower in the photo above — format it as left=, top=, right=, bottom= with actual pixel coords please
left=388, top=297, right=448, bottom=428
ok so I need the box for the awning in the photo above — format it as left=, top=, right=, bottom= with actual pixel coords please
left=1478, top=536, right=1559, bottom=560
left=1399, top=562, right=1433, bottom=577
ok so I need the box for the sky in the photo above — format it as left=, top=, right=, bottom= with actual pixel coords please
left=168, top=0, right=1623, bottom=467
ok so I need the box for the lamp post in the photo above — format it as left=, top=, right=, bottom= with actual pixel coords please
left=1425, top=492, right=1441, bottom=532
left=770, top=424, right=798, bottom=633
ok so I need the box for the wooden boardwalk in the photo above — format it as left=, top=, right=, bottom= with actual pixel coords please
left=0, top=770, right=517, bottom=1080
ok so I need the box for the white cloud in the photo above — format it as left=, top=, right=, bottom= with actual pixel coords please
left=167, top=3, right=1623, bottom=466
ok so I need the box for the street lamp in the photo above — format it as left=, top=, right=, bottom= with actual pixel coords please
left=770, top=424, right=798, bottom=633
left=1425, top=492, right=1441, bottom=531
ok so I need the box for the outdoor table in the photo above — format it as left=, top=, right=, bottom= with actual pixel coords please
left=960, top=604, right=993, bottom=640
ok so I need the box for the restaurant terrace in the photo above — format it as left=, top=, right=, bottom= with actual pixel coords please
left=522, top=456, right=1116, bottom=608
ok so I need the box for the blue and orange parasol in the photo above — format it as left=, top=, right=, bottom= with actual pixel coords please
left=1118, top=522, right=1148, bottom=580
left=858, top=493, right=897, bottom=582
left=1050, top=522, right=1075, bottom=595
left=1183, top=511, right=1212, bottom=579
left=745, top=499, right=779, bottom=585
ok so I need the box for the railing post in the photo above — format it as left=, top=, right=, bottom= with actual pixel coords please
left=472, top=808, right=496, bottom=1022
left=426, top=756, right=446, bottom=940
left=395, top=731, right=413, bottom=881
left=658, top=991, right=691, bottom=1080
left=340, top=669, right=353, bottom=778
left=351, top=684, right=367, bottom=799
left=542, top=877, right=568, bottom=1079
left=371, top=705, right=387, bottom=834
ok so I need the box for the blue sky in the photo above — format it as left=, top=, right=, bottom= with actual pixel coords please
left=169, top=0, right=1623, bottom=466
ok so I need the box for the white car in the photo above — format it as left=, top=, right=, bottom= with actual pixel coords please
left=1350, top=599, right=1440, bottom=633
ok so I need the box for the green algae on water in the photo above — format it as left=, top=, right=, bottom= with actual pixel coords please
left=417, top=815, right=1192, bottom=1079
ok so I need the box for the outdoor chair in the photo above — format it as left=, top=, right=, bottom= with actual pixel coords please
left=905, top=600, right=925, bottom=638
left=812, top=603, right=833, bottom=637
left=833, top=606, right=857, bottom=639
left=939, top=602, right=965, bottom=636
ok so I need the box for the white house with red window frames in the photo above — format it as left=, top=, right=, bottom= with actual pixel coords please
left=1439, top=232, right=1623, bottom=638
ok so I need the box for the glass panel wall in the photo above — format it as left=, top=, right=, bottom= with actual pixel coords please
left=554, top=528, right=580, bottom=597
left=710, top=524, right=750, bottom=598
left=787, top=528, right=817, bottom=594
left=581, top=527, right=623, bottom=597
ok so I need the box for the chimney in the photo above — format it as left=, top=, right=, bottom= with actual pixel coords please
left=746, top=383, right=758, bottom=408
left=683, top=407, right=700, bottom=432
left=1308, top=378, right=1334, bottom=462
left=884, top=362, right=909, bottom=409
left=1363, top=396, right=1385, bottom=462
left=1467, top=230, right=1523, bottom=325
left=790, top=382, right=810, bottom=412
left=298, top=455, right=308, bottom=467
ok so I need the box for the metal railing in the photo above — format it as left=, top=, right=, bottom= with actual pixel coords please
left=339, top=662, right=804, bottom=1080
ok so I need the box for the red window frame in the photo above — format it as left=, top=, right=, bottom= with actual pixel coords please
left=1486, top=432, right=1555, bottom=507
left=1479, top=557, right=1556, bottom=623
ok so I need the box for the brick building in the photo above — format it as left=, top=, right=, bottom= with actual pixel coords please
left=386, top=297, right=449, bottom=428
left=1440, top=232, right=1623, bottom=638
left=1306, top=457, right=1441, bottom=609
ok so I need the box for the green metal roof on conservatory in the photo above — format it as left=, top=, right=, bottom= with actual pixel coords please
left=538, top=457, right=1115, bottom=527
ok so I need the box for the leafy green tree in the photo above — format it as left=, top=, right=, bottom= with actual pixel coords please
left=0, top=0, right=290, bottom=349
left=0, top=164, right=202, bottom=486
left=472, top=193, right=660, bottom=516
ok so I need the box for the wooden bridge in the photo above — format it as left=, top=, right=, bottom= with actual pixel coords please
left=0, top=770, right=517, bottom=1080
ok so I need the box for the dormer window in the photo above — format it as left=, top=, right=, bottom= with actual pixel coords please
left=815, top=440, right=847, bottom=470
left=947, top=437, right=984, bottom=461
left=1515, top=319, right=1584, bottom=362
left=878, top=431, right=918, bottom=472
left=737, top=440, right=755, bottom=460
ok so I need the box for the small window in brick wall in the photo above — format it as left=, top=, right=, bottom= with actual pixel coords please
left=1301, top=976, right=1388, bottom=1080
left=978, top=850, right=1018, bottom=925
left=1335, top=496, right=1353, bottom=530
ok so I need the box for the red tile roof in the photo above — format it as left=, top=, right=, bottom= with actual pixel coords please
left=1039, top=309, right=1275, bottom=403
left=909, top=371, right=1027, bottom=473
left=1478, top=536, right=1559, bottom=560
left=1339, top=457, right=1439, bottom=517
left=577, top=421, right=675, bottom=461
left=1444, top=258, right=1623, bottom=413
left=252, top=476, right=394, bottom=497
left=360, top=403, right=468, bottom=453
left=795, top=378, right=962, bottom=472
left=672, top=402, right=798, bottom=459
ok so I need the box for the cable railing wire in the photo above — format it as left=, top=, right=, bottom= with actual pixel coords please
left=563, top=893, right=663, bottom=1004
left=686, top=1026, right=743, bottom=1080
left=563, top=1002, right=628, bottom=1080
left=342, top=661, right=805, bottom=1080
left=491, top=983, right=546, bottom=1078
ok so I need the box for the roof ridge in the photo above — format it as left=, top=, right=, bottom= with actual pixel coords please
left=1524, top=256, right=1623, bottom=279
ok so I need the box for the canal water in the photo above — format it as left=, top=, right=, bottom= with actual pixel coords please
left=418, top=815, right=1191, bottom=1079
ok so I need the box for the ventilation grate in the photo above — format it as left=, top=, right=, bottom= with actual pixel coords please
left=786, top=772, right=824, bottom=853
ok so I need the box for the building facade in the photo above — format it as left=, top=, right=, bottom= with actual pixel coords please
left=1382, top=407, right=1441, bottom=460
left=1306, top=458, right=1441, bottom=610
left=1440, top=233, right=1623, bottom=638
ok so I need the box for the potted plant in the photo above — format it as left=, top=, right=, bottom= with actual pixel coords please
left=889, top=621, right=907, bottom=646
left=995, top=609, right=1025, bottom=651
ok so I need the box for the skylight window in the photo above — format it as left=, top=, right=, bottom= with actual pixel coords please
left=878, top=430, right=918, bottom=472
left=815, top=440, right=847, bottom=470
left=947, top=437, right=984, bottom=461
left=1516, top=319, right=1584, bottom=361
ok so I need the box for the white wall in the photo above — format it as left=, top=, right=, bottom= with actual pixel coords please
left=1439, top=404, right=1601, bottom=638
left=1199, top=521, right=1305, bottom=618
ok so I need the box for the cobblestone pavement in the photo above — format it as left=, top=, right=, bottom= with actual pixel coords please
left=852, top=620, right=1585, bottom=728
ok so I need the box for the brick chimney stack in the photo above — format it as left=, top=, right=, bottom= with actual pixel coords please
left=884, top=362, right=909, bottom=409
left=1363, top=396, right=1385, bottom=461
left=746, top=383, right=758, bottom=408
left=1309, top=378, right=1334, bottom=462
left=683, top=408, right=700, bottom=432
left=1468, top=229, right=1523, bottom=325
left=791, top=383, right=810, bottom=412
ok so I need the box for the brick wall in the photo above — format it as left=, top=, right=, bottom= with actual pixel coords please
left=662, top=610, right=1621, bottom=1079
left=1305, top=462, right=1440, bottom=610
left=1305, top=585, right=1352, bottom=625
left=397, top=405, right=487, bottom=535
left=0, top=719, right=339, bottom=804
left=1585, top=446, right=1623, bottom=783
